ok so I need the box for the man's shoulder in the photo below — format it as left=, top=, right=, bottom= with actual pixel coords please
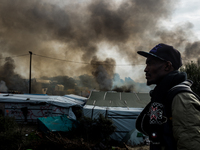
left=174, top=92, right=200, bottom=102
left=167, top=80, right=197, bottom=101
left=174, top=92, right=200, bottom=101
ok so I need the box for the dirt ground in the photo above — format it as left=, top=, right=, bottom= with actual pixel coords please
left=0, top=103, right=150, bottom=150
left=125, top=145, right=149, bottom=150
left=22, top=123, right=150, bottom=150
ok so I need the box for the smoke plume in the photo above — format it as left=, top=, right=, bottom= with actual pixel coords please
left=0, top=57, right=28, bottom=93
left=90, top=56, right=116, bottom=91
left=185, top=41, right=200, bottom=59
left=0, top=0, right=199, bottom=92
left=0, top=81, right=8, bottom=92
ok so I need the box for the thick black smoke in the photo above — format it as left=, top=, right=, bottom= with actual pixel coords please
left=0, top=0, right=177, bottom=70
left=0, top=0, right=199, bottom=92
left=90, top=56, right=116, bottom=91
left=185, top=41, right=200, bottom=59
left=0, top=57, right=28, bottom=93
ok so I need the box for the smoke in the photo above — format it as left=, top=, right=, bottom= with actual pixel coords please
left=185, top=41, right=200, bottom=59
left=0, top=0, right=199, bottom=92
left=0, top=0, right=178, bottom=69
left=0, top=57, right=28, bottom=93
left=112, top=74, right=152, bottom=92
left=90, top=56, right=116, bottom=91
left=0, top=81, right=8, bottom=92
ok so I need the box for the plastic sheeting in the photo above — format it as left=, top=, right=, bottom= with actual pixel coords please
left=83, top=105, right=107, bottom=119
left=123, top=129, right=146, bottom=146
left=108, top=107, right=142, bottom=141
left=0, top=94, right=85, bottom=107
left=83, top=91, right=150, bottom=145
left=86, top=91, right=150, bottom=107
left=37, top=114, right=78, bottom=133
left=64, top=94, right=87, bottom=103
left=0, top=94, right=84, bottom=122
left=83, top=106, right=143, bottom=142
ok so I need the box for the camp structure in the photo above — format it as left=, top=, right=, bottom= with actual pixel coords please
left=64, top=94, right=88, bottom=103
left=83, top=91, right=150, bottom=144
left=0, top=93, right=85, bottom=123
left=37, top=115, right=78, bottom=134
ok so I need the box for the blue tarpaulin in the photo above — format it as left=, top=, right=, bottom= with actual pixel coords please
left=37, top=115, right=78, bottom=134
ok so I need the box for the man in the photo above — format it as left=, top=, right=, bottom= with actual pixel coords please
left=136, top=43, right=200, bottom=150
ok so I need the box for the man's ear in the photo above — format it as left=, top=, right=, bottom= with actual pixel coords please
left=165, top=61, right=174, bottom=71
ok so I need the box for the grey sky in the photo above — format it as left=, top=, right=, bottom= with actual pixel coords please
left=169, top=0, right=200, bottom=38
left=0, top=0, right=200, bottom=84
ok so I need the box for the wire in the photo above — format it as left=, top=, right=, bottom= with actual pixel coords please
left=33, top=53, right=143, bottom=66
left=33, top=53, right=89, bottom=64
left=0, top=54, right=29, bottom=59
left=0, top=52, right=144, bottom=66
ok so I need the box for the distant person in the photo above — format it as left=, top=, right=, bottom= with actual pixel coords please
left=135, top=43, right=200, bottom=150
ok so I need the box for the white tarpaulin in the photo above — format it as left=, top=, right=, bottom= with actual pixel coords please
left=0, top=94, right=85, bottom=122
left=64, top=94, right=87, bottom=103
left=83, top=91, right=150, bottom=145
left=0, top=94, right=85, bottom=107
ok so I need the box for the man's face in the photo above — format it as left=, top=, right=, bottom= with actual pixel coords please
left=144, top=56, right=167, bottom=85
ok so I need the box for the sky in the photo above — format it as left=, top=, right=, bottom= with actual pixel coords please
left=0, top=0, right=200, bottom=85
left=115, top=0, right=200, bottom=81
left=101, top=0, right=200, bottom=82
left=166, top=0, right=200, bottom=38
left=122, top=0, right=200, bottom=81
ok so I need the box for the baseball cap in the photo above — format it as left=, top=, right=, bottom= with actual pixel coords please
left=137, top=43, right=182, bottom=70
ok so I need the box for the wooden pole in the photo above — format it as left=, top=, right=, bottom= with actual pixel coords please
left=29, top=51, right=32, bottom=94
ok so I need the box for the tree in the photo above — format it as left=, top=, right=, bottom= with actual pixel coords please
left=78, top=74, right=98, bottom=89
left=180, top=61, right=200, bottom=96
left=51, top=76, right=76, bottom=90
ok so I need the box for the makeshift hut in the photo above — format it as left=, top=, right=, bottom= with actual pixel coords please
left=64, top=94, right=88, bottom=103
left=83, top=91, right=150, bottom=145
left=0, top=94, right=85, bottom=123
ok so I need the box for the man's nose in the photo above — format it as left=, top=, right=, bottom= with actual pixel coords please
left=144, top=66, right=148, bottom=72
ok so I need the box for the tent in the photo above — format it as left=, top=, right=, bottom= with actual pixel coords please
left=64, top=94, right=88, bottom=103
left=37, top=115, right=78, bottom=134
left=0, top=94, right=85, bottom=122
left=83, top=91, right=150, bottom=145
